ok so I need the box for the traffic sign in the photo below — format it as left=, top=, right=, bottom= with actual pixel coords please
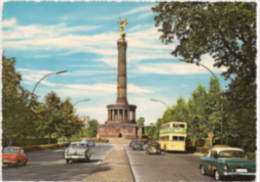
left=208, top=132, right=214, bottom=138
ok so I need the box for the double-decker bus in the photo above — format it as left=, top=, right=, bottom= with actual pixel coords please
left=158, top=121, right=187, bottom=152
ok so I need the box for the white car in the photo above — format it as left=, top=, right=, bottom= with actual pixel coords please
left=64, top=142, right=91, bottom=163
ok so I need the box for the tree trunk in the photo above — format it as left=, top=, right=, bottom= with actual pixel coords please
left=48, top=133, right=52, bottom=144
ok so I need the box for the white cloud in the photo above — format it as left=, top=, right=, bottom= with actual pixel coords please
left=64, top=83, right=154, bottom=94
left=17, top=68, right=60, bottom=87
left=137, top=54, right=227, bottom=75
left=2, top=18, right=16, bottom=27
left=128, top=84, right=153, bottom=94
left=122, top=5, right=152, bottom=16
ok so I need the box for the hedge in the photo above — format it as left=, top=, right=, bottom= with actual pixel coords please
left=24, top=143, right=69, bottom=152
left=2, top=137, right=57, bottom=148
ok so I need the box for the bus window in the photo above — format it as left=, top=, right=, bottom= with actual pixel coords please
left=179, top=137, right=185, bottom=141
left=173, top=124, right=179, bottom=128
left=179, top=124, right=185, bottom=128
left=173, top=136, right=178, bottom=141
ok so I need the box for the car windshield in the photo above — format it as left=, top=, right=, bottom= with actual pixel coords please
left=219, top=151, right=247, bottom=158
left=70, top=143, right=87, bottom=148
left=135, top=141, right=143, bottom=144
left=151, top=143, right=159, bottom=146
left=4, top=148, right=18, bottom=153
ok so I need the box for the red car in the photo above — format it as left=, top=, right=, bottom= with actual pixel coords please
left=2, top=147, right=28, bottom=166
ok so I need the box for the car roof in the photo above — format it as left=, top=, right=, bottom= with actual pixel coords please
left=4, top=146, right=21, bottom=149
left=212, top=145, right=230, bottom=148
left=71, top=142, right=87, bottom=144
left=211, top=147, right=245, bottom=153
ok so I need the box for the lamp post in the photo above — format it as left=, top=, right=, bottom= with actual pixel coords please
left=181, top=60, right=223, bottom=144
left=72, top=99, right=90, bottom=138
left=30, top=70, right=67, bottom=105
left=73, top=99, right=90, bottom=106
left=150, top=99, right=173, bottom=116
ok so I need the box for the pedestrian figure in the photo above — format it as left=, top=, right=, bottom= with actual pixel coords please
left=8, top=137, right=12, bottom=146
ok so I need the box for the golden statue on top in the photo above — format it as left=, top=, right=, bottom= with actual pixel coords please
left=118, top=17, right=128, bottom=39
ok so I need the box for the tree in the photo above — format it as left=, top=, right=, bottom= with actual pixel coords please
left=40, top=91, right=64, bottom=143
left=152, top=2, right=256, bottom=80
left=207, top=77, right=224, bottom=140
left=172, top=96, right=188, bottom=122
left=224, top=73, right=256, bottom=140
left=86, top=119, right=99, bottom=137
left=2, top=55, right=37, bottom=138
left=187, top=84, right=209, bottom=139
left=136, top=117, right=145, bottom=125
left=144, top=124, right=156, bottom=137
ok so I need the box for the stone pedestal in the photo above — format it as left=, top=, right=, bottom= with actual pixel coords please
left=98, top=123, right=143, bottom=139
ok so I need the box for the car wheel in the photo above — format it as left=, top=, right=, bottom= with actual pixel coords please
left=85, top=153, right=89, bottom=162
left=215, top=170, right=222, bottom=181
left=200, top=165, right=206, bottom=175
left=16, top=160, right=21, bottom=166
left=23, top=159, right=27, bottom=166
left=66, top=159, right=70, bottom=164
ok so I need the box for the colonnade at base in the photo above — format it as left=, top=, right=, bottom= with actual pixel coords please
left=106, top=104, right=136, bottom=124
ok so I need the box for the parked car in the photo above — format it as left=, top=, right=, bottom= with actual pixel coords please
left=2, top=147, right=28, bottom=166
left=146, top=141, right=161, bottom=155
left=129, top=139, right=135, bottom=147
left=199, top=147, right=256, bottom=181
left=132, top=140, right=144, bottom=150
left=81, top=139, right=95, bottom=147
left=64, top=142, right=91, bottom=163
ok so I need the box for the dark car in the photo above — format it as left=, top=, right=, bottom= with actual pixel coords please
left=132, top=140, right=144, bottom=150
left=146, top=141, right=161, bottom=155
left=143, top=139, right=153, bottom=150
left=129, top=139, right=135, bottom=147
left=200, top=147, right=256, bottom=181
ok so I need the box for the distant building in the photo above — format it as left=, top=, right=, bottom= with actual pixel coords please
left=78, top=116, right=90, bottom=128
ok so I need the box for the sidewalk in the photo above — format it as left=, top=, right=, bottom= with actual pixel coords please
left=193, top=152, right=205, bottom=157
left=85, top=145, right=134, bottom=182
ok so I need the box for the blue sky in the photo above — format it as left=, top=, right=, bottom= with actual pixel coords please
left=2, top=1, right=230, bottom=125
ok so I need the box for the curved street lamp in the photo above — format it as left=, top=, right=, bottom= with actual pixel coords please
left=73, top=99, right=91, bottom=106
left=150, top=98, right=173, bottom=116
left=180, top=60, right=223, bottom=144
left=30, top=70, right=67, bottom=106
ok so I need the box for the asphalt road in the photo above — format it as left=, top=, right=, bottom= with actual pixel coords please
left=125, top=145, right=215, bottom=181
left=2, top=144, right=114, bottom=181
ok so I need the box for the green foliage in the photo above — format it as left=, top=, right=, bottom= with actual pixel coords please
left=2, top=55, right=37, bottom=138
left=152, top=2, right=256, bottom=145
left=187, top=83, right=209, bottom=139
left=172, top=96, right=188, bottom=122
left=224, top=73, right=256, bottom=140
left=144, top=125, right=156, bottom=137
left=86, top=119, right=99, bottom=137
left=152, top=2, right=256, bottom=80
left=2, top=55, right=83, bottom=142
left=136, top=117, right=145, bottom=125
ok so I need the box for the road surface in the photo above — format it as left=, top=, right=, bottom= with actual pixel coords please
left=2, top=144, right=113, bottom=181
